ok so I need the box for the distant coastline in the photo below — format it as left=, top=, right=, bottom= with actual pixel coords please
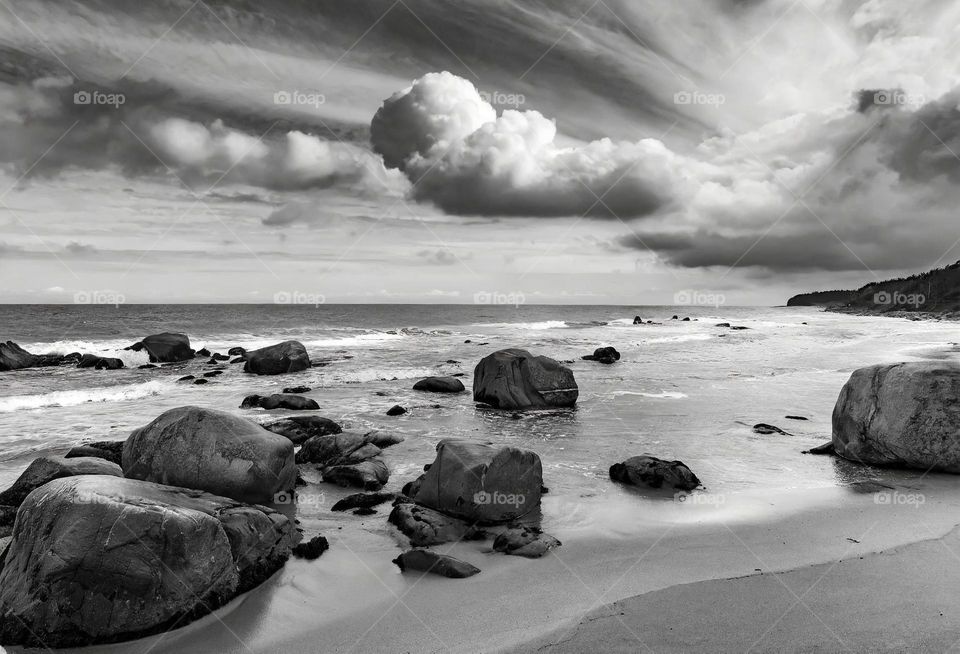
left=788, top=260, right=960, bottom=319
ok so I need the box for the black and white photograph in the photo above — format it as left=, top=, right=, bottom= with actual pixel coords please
left=1, top=1, right=959, bottom=652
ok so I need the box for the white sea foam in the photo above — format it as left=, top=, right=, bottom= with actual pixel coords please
left=610, top=390, right=688, bottom=399
left=22, top=340, right=151, bottom=367
left=645, top=333, right=714, bottom=344
left=473, top=320, right=567, bottom=330
left=0, top=380, right=168, bottom=413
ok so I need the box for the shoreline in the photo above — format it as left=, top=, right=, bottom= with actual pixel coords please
left=74, top=473, right=960, bottom=654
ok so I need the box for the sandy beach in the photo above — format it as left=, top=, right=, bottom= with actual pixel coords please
left=50, top=469, right=959, bottom=654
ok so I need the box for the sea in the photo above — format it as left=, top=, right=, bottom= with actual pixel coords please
left=1, top=304, right=957, bottom=532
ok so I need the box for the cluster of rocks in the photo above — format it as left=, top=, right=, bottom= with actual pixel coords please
left=0, top=405, right=301, bottom=647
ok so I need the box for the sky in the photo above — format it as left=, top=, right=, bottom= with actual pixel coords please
left=0, top=0, right=959, bottom=304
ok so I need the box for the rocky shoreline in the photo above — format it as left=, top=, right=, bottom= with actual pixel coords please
left=1, top=324, right=958, bottom=648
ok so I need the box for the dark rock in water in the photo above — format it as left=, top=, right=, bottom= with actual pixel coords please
left=682, top=317, right=691, bottom=321
left=0, top=456, right=122, bottom=508
left=123, top=406, right=297, bottom=504
left=451, top=372, right=465, bottom=377
left=446, top=359, right=460, bottom=364
left=138, top=364, right=157, bottom=369
left=730, top=326, right=750, bottom=330
left=609, top=455, right=701, bottom=491
left=203, top=370, right=223, bottom=378
left=196, top=348, right=211, bottom=357
left=210, top=353, right=229, bottom=361
left=473, top=348, right=578, bottom=410
left=243, top=341, right=310, bottom=375
left=322, top=459, right=389, bottom=490
left=126, top=333, right=194, bottom=363
left=283, top=385, right=312, bottom=394
left=785, top=415, right=808, bottom=420
left=331, top=492, right=394, bottom=512
left=230, top=357, right=244, bottom=364
left=753, top=423, right=791, bottom=435
left=296, top=430, right=399, bottom=465
left=582, top=346, right=621, bottom=365
left=412, top=439, right=542, bottom=523
left=715, top=322, right=731, bottom=328
left=65, top=441, right=125, bottom=466
left=0, top=475, right=297, bottom=648
left=832, top=362, right=960, bottom=472
left=206, top=358, right=219, bottom=364
left=633, top=315, right=643, bottom=324
left=0, top=341, right=39, bottom=371
left=413, top=376, right=466, bottom=393
left=193, top=378, right=209, bottom=385
left=77, top=354, right=124, bottom=370
left=392, top=549, right=480, bottom=578
left=264, top=416, right=342, bottom=445
left=353, top=507, right=376, bottom=516
left=672, top=315, right=679, bottom=320
left=803, top=441, right=836, bottom=455
left=228, top=346, right=246, bottom=357
left=241, top=394, right=319, bottom=411
left=292, top=535, right=329, bottom=560
left=177, top=375, right=195, bottom=381
left=388, top=502, right=482, bottom=546
left=492, top=525, right=561, bottom=558
left=464, top=339, right=472, bottom=343
left=386, top=404, right=407, bottom=416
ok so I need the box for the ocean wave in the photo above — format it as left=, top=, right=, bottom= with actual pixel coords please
left=21, top=340, right=151, bottom=367
left=472, top=320, right=568, bottom=330
left=610, top=390, right=688, bottom=399
left=0, top=380, right=169, bottom=413
left=646, top=334, right=714, bottom=344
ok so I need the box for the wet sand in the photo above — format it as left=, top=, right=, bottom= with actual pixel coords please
left=68, top=473, right=960, bottom=654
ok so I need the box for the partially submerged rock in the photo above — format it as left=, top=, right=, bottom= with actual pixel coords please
left=77, top=354, right=124, bottom=370
left=240, top=394, right=319, bottom=411
left=263, top=415, right=343, bottom=445
left=0, top=341, right=72, bottom=371
left=753, top=423, right=792, bottom=435
left=123, top=406, right=297, bottom=504
left=492, top=525, right=561, bottom=558
left=292, top=535, right=329, bottom=560
left=243, top=340, right=311, bottom=375
left=582, top=346, right=621, bottom=364
left=283, top=385, right=312, bottom=394
left=386, top=404, right=407, bottom=416
left=832, top=362, right=960, bottom=472
left=0, top=475, right=297, bottom=648
left=125, top=333, right=194, bottom=363
left=0, top=455, right=122, bottom=509
left=803, top=441, right=835, bottom=455
left=473, top=348, right=578, bottom=410
left=389, top=502, right=483, bottom=547
left=609, top=455, right=701, bottom=491
left=331, top=492, right=395, bottom=512
left=413, top=376, right=466, bottom=393
left=412, top=439, right=542, bottom=523
left=323, top=459, right=389, bottom=490
left=392, top=549, right=480, bottom=578
left=296, top=430, right=399, bottom=466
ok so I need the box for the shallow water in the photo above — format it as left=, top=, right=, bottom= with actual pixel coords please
left=1, top=304, right=957, bottom=531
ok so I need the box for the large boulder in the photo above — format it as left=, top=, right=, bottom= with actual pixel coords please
left=264, top=416, right=342, bottom=445
left=473, top=348, right=578, bottom=410
left=413, top=376, right=466, bottom=393
left=412, top=439, right=542, bottom=524
left=0, top=475, right=297, bottom=648
left=322, top=459, right=389, bottom=490
left=123, top=406, right=297, bottom=504
left=0, top=456, right=122, bottom=509
left=126, top=333, right=194, bottom=363
left=243, top=341, right=310, bottom=375
left=296, top=430, right=402, bottom=465
left=832, top=362, right=960, bottom=472
left=609, top=456, right=701, bottom=491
